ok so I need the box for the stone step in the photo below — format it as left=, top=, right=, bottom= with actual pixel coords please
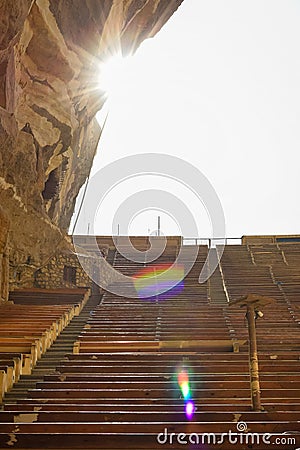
left=45, top=346, right=74, bottom=351
left=30, top=370, right=57, bottom=376
left=4, top=391, right=30, bottom=399
left=39, top=356, right=71, bottom=362
left=7, top=384, right=36, bottom=392
left=17, top=376, right=43, bottom=381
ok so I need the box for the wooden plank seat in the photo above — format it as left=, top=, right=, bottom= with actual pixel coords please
left=0, top=353, right=23, bottom=383
left=65, top=350, right=300, bottom=361
left=41, top=352, right=300, bottom=402
left=0, top=289, right=90, bottom=400
left=248, top=244, right=286, bottom=266
left=29, top=380, right=300, bottom=393
left=0, top=340, right=40, bottom=373
left=73, top=339, right=246, bottom=353
left=0, top=432, right=298, bottom=450
left=0, top=313, right=71, bottom=335
left=25, top=378, right=300, bottom=400
left=72, top=244, right=300, bottom=448
left=10, top=396, right=300, bottom=406
left=0, top=421, right=299, bottom=436
left=59, top=355, right=300, bottom=376
left=0, top=322, right=63, bottom=344
left=0, top=331, right=52, bottom=353
left=0, top=306, right=76, bottom=331
left=57, top=361, right=300, bottom=375
left=5, top=346, right=295, bottom=449
left=5, top=401, right=300, bottom=412
left=209, top=245, right=300, bottom=423
left=279, top=242, right=300, bottom=266
left=1, top=245, right=299, bottom=448
left=48, top=349, right=300, bottom=420
left=10, top=289, right=89, bottom=297
left=0, top=354, right=23, bottom=400
left=0, top=361, right=17, bottom=392
left=1, top=409, right=300, bottom=423
left=79, top=270, right=241, bottom=354
left=9, top=288, right=90, bottom=316
left=0, top=339, right=57, bottom=376
left=41, top=373, right=300, bottom=385
left=0, top=431, right=298, bottom=450
left=78, top=333, right=244, bottom=340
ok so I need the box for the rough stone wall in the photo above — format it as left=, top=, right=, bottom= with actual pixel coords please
left=33, top=245, right=111, bottom=290
left=0, top=205, right=9, bottom=301
left=0, top=0, right=184, bottom=293
left=34, top=252, right=93, bottom=289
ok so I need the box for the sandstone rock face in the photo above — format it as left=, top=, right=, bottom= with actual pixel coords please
left=0, top=0, right=183, bottom=289
left=0, top=205, right=9, bottom=301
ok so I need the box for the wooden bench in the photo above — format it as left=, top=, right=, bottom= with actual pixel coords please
left=73, top=339, right=246, bottom=353
left=0, top=289, right=90, bottom=399
left=0, top=246, right=299, bottom=448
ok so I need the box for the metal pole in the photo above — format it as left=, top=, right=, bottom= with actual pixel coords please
left=158, top=216, right=161, bottom=236
left=246, top=305, right=262, bottom=411
left=117, top=224, right=120, bottom=236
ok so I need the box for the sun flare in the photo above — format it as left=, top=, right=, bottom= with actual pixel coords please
left=99, top=53, right=134, bottom=99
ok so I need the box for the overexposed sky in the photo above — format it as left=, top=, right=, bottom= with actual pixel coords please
left=72, top=0, right=300, bottom=238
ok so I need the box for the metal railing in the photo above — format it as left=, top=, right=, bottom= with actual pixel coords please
left=182, top=237, right=242, bottom=247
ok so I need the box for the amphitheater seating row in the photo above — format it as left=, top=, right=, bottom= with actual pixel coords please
left=240, top=242, right=300, bottom=325
left=74, top=246, right=243, bottom=354
left=218, top=246, right=300, bottom=352
left=0, top=288, right=89, bottom=400
left=0, top=243, right=299, bottom=448
left=1, top=352, right=298, bottom=447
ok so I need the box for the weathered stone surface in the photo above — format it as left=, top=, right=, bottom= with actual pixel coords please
left=0, top=0, right=183, bottom=290
left=0, top=205, right=9, bottom=301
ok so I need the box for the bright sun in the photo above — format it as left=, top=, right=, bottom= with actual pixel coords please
left=99, top=53, right=135, bottom=100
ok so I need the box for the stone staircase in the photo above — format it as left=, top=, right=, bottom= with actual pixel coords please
left=0, top=242, right=299, bottom=449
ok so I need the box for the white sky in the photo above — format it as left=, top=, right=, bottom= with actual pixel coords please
left=72, top=0, right=300, bottom=238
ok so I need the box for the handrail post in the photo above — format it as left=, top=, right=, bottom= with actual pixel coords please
left=228, top=294, right=275, bottom=411
left=246, top=304, right=261, bottom=411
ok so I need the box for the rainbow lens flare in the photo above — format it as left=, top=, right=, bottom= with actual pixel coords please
left=133, top=264, right=184, bottom=300
left=180, top=381, right=190, bottom=400
left=177, top=368, right=195, bottom=420
left=185, top=400, right=195, bottom=420
left=178, top=369, right=191, bottom=400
